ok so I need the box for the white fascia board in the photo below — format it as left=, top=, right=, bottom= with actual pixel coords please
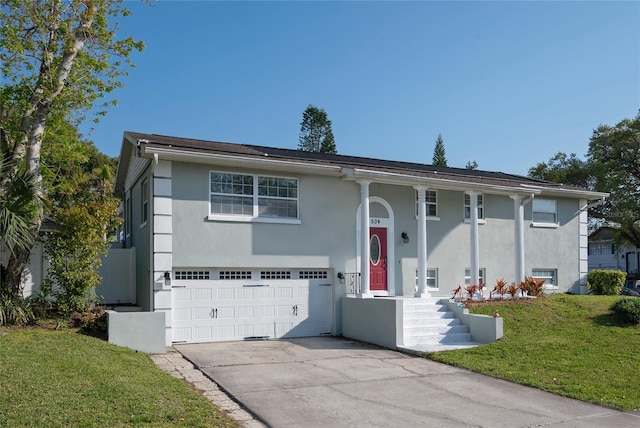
left=341, top=168, right=542, bottom=196
left=520, top=184, right=609, bottom=200
left=140, top=146, right=344, bottom=177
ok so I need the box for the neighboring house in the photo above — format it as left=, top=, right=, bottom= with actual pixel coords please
left=588, top=227, right=640, bottom=288
left=114, top=131, right=607, bottom=346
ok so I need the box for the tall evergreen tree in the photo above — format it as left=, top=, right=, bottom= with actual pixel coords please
left=432, top=134, right=447, bottom=166
left=298, top=104, right=337, bottom=154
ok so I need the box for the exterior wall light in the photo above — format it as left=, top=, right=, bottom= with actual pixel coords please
left=164, top=271, right=171, bottom=286
left=401, top=232, right=410, bottom=244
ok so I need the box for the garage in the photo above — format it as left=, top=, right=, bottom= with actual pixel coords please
left=171, top=269, right=332, bottom=343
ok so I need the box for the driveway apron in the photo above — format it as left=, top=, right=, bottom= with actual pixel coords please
left=176, top=337, right=639, bottom=428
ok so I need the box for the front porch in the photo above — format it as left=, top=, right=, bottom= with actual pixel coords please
left=341, top=296, right=503, bottom=353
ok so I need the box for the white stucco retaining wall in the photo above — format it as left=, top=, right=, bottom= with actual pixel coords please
left=107, top=310, right=166, bottom=354
left=443, top=299, right=503, bottom=343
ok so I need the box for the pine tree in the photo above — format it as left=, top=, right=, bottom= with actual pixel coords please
left=298, top=105, right=337, bottom=154
left=432, top=134, right=447, bottom=166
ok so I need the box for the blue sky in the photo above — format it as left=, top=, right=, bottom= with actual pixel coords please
left=83, top=0, right=640, bottom=175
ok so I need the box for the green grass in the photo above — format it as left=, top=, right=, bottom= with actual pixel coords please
left=0, top=327, right=238, bottom=427
left=427, top=294, right=640, bottom=411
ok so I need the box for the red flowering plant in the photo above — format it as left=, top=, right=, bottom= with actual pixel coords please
left=525, top=277, right=545, bottom=296
left=517, top=280, right=529, bottom=298
left=465, top=284, right=478, bottom=301
left=452, top=285, right=462, bottom=300
left=491, top=279, right=508, bottom=299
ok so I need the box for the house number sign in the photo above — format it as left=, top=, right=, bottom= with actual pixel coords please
left=370, top=218, right=383, bottom=226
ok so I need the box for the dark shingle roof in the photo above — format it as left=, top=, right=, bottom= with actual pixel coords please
left=123, top=131, right=590, bottom=193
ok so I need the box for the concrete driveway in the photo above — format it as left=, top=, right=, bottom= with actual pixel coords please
left=176, top=337, right=639, bottom=428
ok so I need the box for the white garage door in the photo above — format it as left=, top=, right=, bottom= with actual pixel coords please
left=171, top=269, right=332, bottom=343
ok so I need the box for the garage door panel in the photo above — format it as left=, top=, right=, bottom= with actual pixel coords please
left=172, top=273, right=332, bottom=343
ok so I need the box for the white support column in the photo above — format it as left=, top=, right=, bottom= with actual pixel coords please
left=467, top=191, right=480, bottom=285
left=510, top=194, right=525, bottom=283
left=414, top=186, right=430, bottom=297
left=359, top=180, right=373, bottom=298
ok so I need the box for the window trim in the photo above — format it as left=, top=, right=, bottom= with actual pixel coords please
left=463, top=193, right=485, bottom=223
left=532, top=268, right=557, bottom=290
left=415, top=267, right=439, bottom=290
left=209, top=171, right=301, bottom=224
left=532, top=198, right=559, bottom=228
left=464, top=268, right=486, bottom=286
left=140, top=178, right=148, bottom=228
left=125, top=192, right=132, bottom=238
left=415, top=189, right=440, bottom=221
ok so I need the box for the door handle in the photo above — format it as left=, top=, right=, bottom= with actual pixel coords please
left=292, top=305, right=298, bottom=316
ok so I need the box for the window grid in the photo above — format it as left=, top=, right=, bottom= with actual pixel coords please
left=219, top=271, right=252, bottom=280
left=174, top=271, right=210, bottom=280
left=464, top=268, right=486, bottom=285
left=261, top=271, right=292, bottom=279
left=299, top=271, right=328, bottom=279
left=588, top=242, right=615, bottom=255
left=210, top=172, right=298, bottom=219
left=415, top=268, right=438, bottom=288
left=415, top=190, right=438, bottom=217
left=532, top=269, right=557, bottom=287
left=464, top=193, right=484, bottom=220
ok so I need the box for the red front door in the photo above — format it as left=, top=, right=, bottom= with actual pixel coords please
left=369, top=227, right=388, bottom=291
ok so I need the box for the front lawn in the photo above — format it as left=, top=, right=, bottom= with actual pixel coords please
left=0, top=327, right=238, bottom=427
left=427, top=294, right=640, bottom=411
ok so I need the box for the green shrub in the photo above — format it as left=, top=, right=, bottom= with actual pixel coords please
left=610, top=297, right=640, bottom=324
left=72, top=306, right=108, bottom=336
left=588, top=270, right=626, bottom=295
left=0, top=294, right=37, bottom=326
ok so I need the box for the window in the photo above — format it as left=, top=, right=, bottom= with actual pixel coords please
left=141, top=178, right=149, bottom=227
left=588, top=242, right=615, bottom=255
left=125, top=193, right=132, bottom=238
left=261, top=271, right=291, bottom=279
left=415, top=268, right=439, bottom=289
left=532, top=269, right=556, bottom=289
left=415, top=190, right=438, bottom=218
left=464, top=193, right=484, bottom=220
left=532, top=199, right=557, bottom=224
left=175, top=271, right=210, bottom=280
left=219, top=271, right=251, bottom=280
left=465, top=268, right=486, bottom=285
left=210, top=172, right=298, bottom=221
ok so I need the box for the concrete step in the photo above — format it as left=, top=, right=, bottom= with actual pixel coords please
left=403, top=317, right=460, bottom=327
left=403, top=311, right=455, bottom=321
left=404, top=332, right=473, bottom=345
left=404, top=324, right=469, bottom=336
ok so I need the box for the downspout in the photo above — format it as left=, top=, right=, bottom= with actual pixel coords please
left=149, top=154, right=157, bottom=311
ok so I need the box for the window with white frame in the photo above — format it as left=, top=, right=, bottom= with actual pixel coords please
left=415, top=190, right=438, bottom=218
left=415, top=268, right=439, bottom=288
left=125, top=193, right=132, bottom=238
left=465, top=268, right=486, bottom=285
left=532, top=199, right=557, bottom=224
left=141, top=178, right=148, bottom=227
left=210, top=172, right=298, bottom=220
left=464, top=193, right=484, bottom=220
left=588, top=242, right=615, bottom=255
left=532, top=269, right=556, bottom=289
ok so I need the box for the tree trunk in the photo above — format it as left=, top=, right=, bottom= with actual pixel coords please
left=2, top=246, right=31, bottom=297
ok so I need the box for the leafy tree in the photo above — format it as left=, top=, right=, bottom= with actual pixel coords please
left=298, top=104, right=337, bottom=154
left=432, top=134, right=447, bottom=166
left=0, top=0, right=143, bottom=296
left=465, top=160, right=478, bottom=170
left=39, top=120, right=120, bottom=313
left=528, top=152, right=592, bottom=188
left=529, top=112, right=640, bottom=248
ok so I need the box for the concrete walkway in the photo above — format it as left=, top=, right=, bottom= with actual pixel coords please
left=170, top=337, right=639, bottom=428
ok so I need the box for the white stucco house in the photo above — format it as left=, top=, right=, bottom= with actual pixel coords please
left=112, top=131, right=607, bottom=349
